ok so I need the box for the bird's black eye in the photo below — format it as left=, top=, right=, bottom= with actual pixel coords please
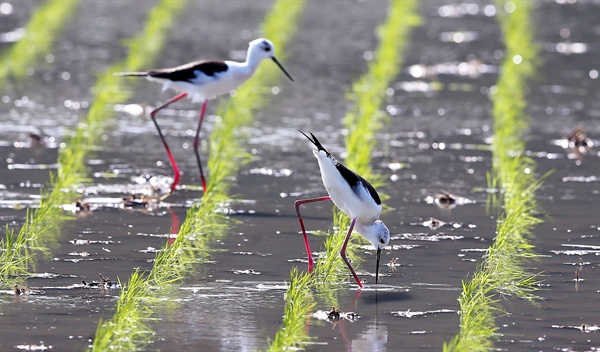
left=264, top=46, right=271, bottom=52
left=379, top=238, right=385, bottom=244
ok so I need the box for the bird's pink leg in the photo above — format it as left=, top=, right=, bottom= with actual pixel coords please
left=149, top=92, right=188, bottom=194
left=167, top=208, right=180, bottom=246
left=193, top=101, right=208, bottom=193
left=294, top=196, right=331, bottom=272
left=341, top=218, right=363, bottom=289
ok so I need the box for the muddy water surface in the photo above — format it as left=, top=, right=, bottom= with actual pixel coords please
left=1, top=1, right=599, bottom=351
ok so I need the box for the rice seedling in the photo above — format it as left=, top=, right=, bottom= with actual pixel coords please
left=267, top=268, right=315, bottom=352
left=444, top=1, right=544, bottom=350
left=268, top=1, right=420, bottom=349
left=317, top=0, right=420, bottom=286
left=0, top=0, right=80, bottom=85
left=0, top=0, right=186, bottom=286
left=90, top=1, right=305, bottom=350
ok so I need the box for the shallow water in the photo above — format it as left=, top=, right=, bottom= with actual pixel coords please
left=1, top=0, right=599, bottom=351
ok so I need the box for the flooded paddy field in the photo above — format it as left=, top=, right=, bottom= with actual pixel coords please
left=1, top=0, right=598, bottom=351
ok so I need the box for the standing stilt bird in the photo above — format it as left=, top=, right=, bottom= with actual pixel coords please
left=116, top=38, right=294, bottom=195
left=295, top=131, right=390, bottom=288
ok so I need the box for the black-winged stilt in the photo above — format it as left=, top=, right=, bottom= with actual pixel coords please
left=295, top=131, right=390, bottom=288
left=117, top=38, right=294, bottom=195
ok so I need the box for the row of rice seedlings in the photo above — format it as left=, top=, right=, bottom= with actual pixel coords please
left=267, top=268, right=315, bottom=351
left=267, top=1, right=420, bottom=350
left=319, top=0, right=421, bottom=286
left=0, top=0, right=187, bottom=286
left=0, top=0, right=82, bottom=286
left=0, top=0, right=80, bottom=85
left=90, top=1, right=306, bottom=350
left=0, top=173, right=77, bottom=286
left=444, top=1, right=543, bottom=350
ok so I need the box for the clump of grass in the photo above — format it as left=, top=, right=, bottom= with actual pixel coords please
left=268, top=1, right=420, bottom=350
left=444, top=1, right=543, bottom=350
left=91, top=1, right=305, bottom=350
left=0, top=0, right=187, bottom=288
left=0, top=0, right=80, bottom=85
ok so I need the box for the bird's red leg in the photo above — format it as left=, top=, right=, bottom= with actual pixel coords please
left=341, top=218, right=363, bottom=289
left=193, top=101, right=208, bottom=193
left=294, top=196, right=331, bottom=272
left=149, top=92, right=187, bottom=195
left=167, top=208, right=180, bottom=246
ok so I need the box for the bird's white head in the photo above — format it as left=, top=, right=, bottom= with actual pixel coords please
left=356, top=220, right=390, bottom=284
left=247, top=38, right=294, bottom=81
left=357, top=220, right=390, bottom=250
left=248, top=38, right=277, bottom=60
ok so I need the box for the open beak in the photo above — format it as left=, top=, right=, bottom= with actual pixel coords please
left=272, top=57, right=294, bottom=82
left=376, top=247, right=381, bottom=284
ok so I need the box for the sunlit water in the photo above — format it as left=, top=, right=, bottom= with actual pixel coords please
left=1, top=1, right=598, bottom=351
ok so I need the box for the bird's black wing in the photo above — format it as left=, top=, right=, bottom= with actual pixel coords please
left=147, top=60, right=229, bottom=82
left=335, top=162, right=382, bottom=205
left=299, top=130, right=381, bottom=205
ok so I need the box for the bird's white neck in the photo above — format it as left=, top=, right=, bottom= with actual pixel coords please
left=245, top=51, right=263, bottom=73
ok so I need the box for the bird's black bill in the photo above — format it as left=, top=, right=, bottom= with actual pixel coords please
left=376, top=248, right=381, bottom=284
left=272, top=57, right=294, bottom=82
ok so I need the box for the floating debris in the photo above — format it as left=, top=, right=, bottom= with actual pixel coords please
left=423, top=217, right=445, bottom=230
left=75, top=199, right=91, bottom=212
left=122, top=194, right=150, bottom=208
left=312, top=307, right=360, bottom=322
left=14, top=284, right=30, bottom=295
left=565, top=128, right=592, bottom=149
left=386, top=257, right=401, bottom=271
left=82, top=280, right=101, bottom=288
left=28, top=131, right=45, bottom=146
left=328, top=307, right=341, bottom=320
left=436, top=192, right=456, bottom=208
left=82, top=273, right=120, bottom=289
left=560, top=127, right=593, bottom=160
left=425, top=191, right=474, bottom=209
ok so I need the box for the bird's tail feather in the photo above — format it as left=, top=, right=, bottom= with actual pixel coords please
left=113, top=72, right=149, bottom=77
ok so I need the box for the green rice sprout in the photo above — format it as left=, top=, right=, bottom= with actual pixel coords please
left=91, top=1, right=305, bottom=350
left=319, top=0, right=420, bottom=286
left=444, top=2, right=544, bottom=350
left=267, top=268, right=315, bottom=351
left=0, top=0, right=187, bottom=288
left=0, top=0, right=80, bottom=85
left=268, top=1, right=420, bottom=350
